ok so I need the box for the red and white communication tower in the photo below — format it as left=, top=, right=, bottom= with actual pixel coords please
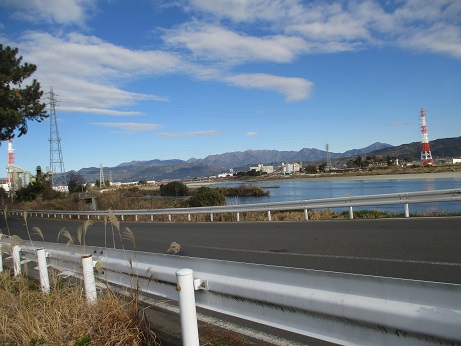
left=6, top=139, right=15, bottom=189
left=420, top=108, right=433, bottom=166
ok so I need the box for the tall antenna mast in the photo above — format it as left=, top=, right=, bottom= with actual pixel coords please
left=48, top=87, right=67, bottom=185
left=420, top=108, right=433, bottom=166
left=325, top=143, right=332, bottom=171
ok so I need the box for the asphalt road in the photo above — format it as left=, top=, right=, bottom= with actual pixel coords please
left=2, top=215, right=461, bottom=284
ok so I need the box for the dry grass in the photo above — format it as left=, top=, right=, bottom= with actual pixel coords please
left=0, top=271, right=159, bottom=346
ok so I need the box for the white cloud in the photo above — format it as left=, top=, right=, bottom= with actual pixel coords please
left=186, top=0, right=461, bottom=60
left=226, top=73, right=313, bottom=101
left=164, top=24, right=308, bottom=63
left=246, top=131, right=258, bottom=136
left=1, top=0, right=95, bottom=25
left=61, top=107, right=142, bottom=116
left=157, top=130, right=221, bottom=137
left=92, top=123, right=161, bottom=134
left=188, top=0, right=304, bottom=23
left=14, top=32, right=174, bottom=112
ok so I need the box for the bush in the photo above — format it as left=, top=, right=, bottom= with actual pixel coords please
left=159, top=181, right=189, bottom=196
left=188, top=186, right=226, bottom=207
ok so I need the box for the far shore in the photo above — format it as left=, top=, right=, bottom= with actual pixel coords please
left=185, top=170, right=461, bottom=187
left=290, top=170, right=461, bottom=182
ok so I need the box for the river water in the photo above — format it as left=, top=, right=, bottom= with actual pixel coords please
left=210, top=176, right=461, bottom=214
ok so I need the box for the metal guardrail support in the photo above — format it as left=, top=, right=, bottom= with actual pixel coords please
left=82, top=254, right=97, bottom=303
left=5, top=188, right=460, bottom=222
left=12, top=245, right=21, bottom=276
left=36, top=248, right=50, bottom=294
left=2, top=239, right=461, bottom=345
left=176, top=269, right=200, bottom=346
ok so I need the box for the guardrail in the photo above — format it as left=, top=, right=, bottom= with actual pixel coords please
left=4, top=188, right=461, bottom=221
left=1, top=237, right=460, bottom=345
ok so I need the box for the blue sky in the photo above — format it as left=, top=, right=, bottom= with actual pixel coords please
left=1, top=0, right=460, bottom=174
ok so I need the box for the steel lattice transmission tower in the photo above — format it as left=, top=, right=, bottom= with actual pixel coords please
left=48, top=87, right=67, bottom=186
left=419, top=108, right=433, bottom=166
left=99, top=163, right=105, bottom=189
left=325, top=143, right=332, bottom=171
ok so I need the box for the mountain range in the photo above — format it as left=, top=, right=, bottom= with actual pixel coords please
left=75, top=137, right=461, bottom=183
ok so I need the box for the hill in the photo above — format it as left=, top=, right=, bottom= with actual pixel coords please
left=74, top=138, right=460, bottom=183
left=368, top=136, right=461, bottom=160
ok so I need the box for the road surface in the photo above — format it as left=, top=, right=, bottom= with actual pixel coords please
left=2, top=215, right=460, bottom=284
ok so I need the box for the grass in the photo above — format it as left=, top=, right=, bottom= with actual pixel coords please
left=0, top=270, right=158, bottom=346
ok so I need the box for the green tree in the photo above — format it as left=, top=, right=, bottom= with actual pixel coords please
left=0, top=44, right=47, bottom=142
left=160, top=181, right=189, bottom=196
left=15, top=174, right=60, bottom=202
left=354, top=156, right=363, bottom=168
left=304, top=165, right=317, bottom=174
left=188, top=187, right=226, bottom=207
left=68, top=172, right=86, bottom=193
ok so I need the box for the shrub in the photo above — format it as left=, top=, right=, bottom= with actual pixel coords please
left=188, top=186, right=226, bottom=207
left=159, top=181, right=189, bottom=196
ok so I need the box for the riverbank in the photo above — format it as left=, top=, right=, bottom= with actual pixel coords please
left=186, top=169, right=461, bottom=187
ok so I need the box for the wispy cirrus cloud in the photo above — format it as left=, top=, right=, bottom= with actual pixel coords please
left=92, top=123, right=161, bottom=134
left=226, top=73, right=313, bottom=101
left=246, top=131, right=258, bottom=136
left=163, top=23, right=308, bottom=63
left=156, top=130, right=221, bottom=138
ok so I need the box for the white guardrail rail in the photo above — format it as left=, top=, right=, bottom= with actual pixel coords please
left=1, top=238, right=461, bottom=345
left=5, top=188, right=461, bottom=221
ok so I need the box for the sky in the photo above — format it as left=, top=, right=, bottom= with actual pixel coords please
left=0, top=0, right=460, bottom=175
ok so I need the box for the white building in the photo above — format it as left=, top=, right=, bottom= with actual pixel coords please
left=249, top=164, right=274, bottom=174
left=282, top=162, right=301, bottom=174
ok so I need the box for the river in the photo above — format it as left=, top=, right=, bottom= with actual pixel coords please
left=209, top=174, right=461, bottom=214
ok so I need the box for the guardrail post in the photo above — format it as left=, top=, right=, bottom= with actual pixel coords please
left=135, top=215, right=138, bottom=222
left=168, top=214, right=172, bottom=222
left=349, top=206, right=354, bottom=219
left=188, top=214, right=191, bottom=222
left=267, top=210, right=272, bottom=221
left=121, top=215, right=124, bottom=221
left=176, top=269, right=200, bottom=346
left=12, top=245, right=21, bottom=276
left=236, top=212, right=240, bottom=222
left=81, top=254, right=97, bottom=303
left=304, top=209, right=308, bottom=220
left=404, top=203, right=410, bottom=218
left=210, top=213, right=214, bottom=222
left=36, top=248, right=50, bottom=294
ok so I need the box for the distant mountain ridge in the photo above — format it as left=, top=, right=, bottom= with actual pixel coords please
left=75, top=137, right=461, bottom=182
